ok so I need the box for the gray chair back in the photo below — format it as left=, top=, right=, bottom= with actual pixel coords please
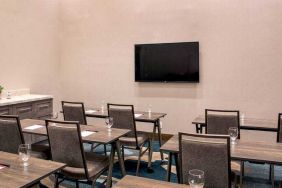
left=107, top=103, right=138, bottom=144
left=277, top=113, right=282, bottom=142
left=0, top=115, right=24, bottom=154
left=179, top=132, right=231, bottom=188
left=46, top=119, right=88, bottom=178
left=62, top=101, right=87, bottom=125
left=205, top=109, right=240, bottom=139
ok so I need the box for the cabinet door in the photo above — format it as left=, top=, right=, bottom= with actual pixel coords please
left=0, top=106, right=12, bottom=115
left=12, top=102, right=34, bottom=119
left=34, top=99, right=53, bottom=119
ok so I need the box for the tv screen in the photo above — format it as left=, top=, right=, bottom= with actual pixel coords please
left=135, top=42, right=199, bottom=82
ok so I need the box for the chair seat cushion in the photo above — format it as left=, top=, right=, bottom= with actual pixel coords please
left=30, top=150, right=48, bottom=159
left=31, top=139, right=51, bottom=159
left=61, top=152, right=109, bottom=180
left=119, top=133, right=149, bottom=147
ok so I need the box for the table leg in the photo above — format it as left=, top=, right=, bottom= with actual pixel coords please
left=240, top=161, right=243, bottom=187
left=106, top=143, right=116, bottom=188
left=200, top=124, right=203, bottom=133
left=271, top=164, right=274, bottom=188
left=174, top=153, right=180, bottom=183
left=152, top=123, right=157, bottom=142
left=156, top=120, right=164, bottom=161
left=196, top=124, right=203, bottom=133
left=115, top=140, right=126, bottom=176
left=166, top=152, right=172, bottom=182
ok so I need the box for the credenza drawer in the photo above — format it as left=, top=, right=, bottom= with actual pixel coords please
left=34, top=99, right=53, bottom=118
left=12, top=103, right=34, bottom=119
left=0, top=106, right=12, bottom=115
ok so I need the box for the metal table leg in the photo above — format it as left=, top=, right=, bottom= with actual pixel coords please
left=115, top=140, right=126, bottom=176
left=271, top=164, right=274, bottom=188
left=166, top=152, right=172, bottom=181
left=156, top=120, right=164, bottom=161
left=106, top=143, right=116, bottom=188
left=174, top=153, right=180, bottom=183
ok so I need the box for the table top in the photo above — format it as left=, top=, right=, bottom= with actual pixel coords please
left=192, top=116, right=278, bottom=131
left=113, top=175, right=190, bottom=188
left=0, top=151, right=65, bottom=188
left=161, top=135, right=282, bottom=165
left=21, top=119, right=130, bottom=144
left=85, top=108, right=167, bottom=122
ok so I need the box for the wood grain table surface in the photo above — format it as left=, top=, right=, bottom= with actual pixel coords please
left=113, top=175, right=190, bottom=188
left=21, top=119, right=130, bottom=144
left=85, top=107, right=167, bottom=161
left=161, top=135, right=282, bottom=164
left=85, top=107, right=167, bottom=122
left=0, top=151, right=65, bottom=188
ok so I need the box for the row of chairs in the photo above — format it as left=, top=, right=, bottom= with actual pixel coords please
left=0, top=101, right=154, bottom=187
left=0, top=115, right=110, bottom=187
left=2, top=101, right=281, bottom=187
left=61, top=103, right=243, bottom=187
left=62, top=101, right=153, bottom=175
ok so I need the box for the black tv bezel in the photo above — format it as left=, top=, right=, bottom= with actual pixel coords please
left=134, top=41, right=200, bottom=83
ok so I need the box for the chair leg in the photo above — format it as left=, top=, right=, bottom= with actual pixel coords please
left=91, top=143, right=95, bottom=152
left=242, top=161, right=245, bottom=176
left=240, top=161, right=243, bottom=187
left=269, top=164, right=273, bottom=181
left=54, top=174, right=59, bottom=188
left=122, top=145, right=125, bottom=162
left=271, top=164, right=274, bottom=188
left=136, top=147, right=143, bottom=176
left=104, top=144, right=107, bottom=156
left=147, top=139, right=152, bottom=169
left=92, top=180, right=97, bottom=188
left=174, top=154, right=180, bottom=183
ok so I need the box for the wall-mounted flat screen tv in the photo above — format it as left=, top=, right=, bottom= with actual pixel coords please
left=135, top=42, right=199, bottom=83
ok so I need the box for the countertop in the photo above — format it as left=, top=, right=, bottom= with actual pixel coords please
left=0, top=94, right=53, bottom=106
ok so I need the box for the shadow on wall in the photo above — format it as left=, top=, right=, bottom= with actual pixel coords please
left=134, top=82, right=200, bottom=99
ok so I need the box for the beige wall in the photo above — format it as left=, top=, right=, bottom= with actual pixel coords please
left=1, top=1, right=282, bottom=140
left=59, top=0, right=282, bottom=138
left=0, top=0, right=61, bottom=109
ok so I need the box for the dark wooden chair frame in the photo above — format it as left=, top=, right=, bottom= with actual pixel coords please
left=61, top=101, right=107, bottom=154
left=107, top=103, right=153, bottom=175
left=0, top=115, right=25, bottom=145
left=178, top=132, right=232, bottom=187
left=205, top=109, right=241, bottom=139
left=61, top=101, right=87, bottom=125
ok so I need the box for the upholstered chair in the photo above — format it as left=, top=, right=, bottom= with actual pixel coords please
left=46, top=119, right=109, bottom=188
left=108, top=103, right=152, bottom=175
left=179, top=132, right=231, bottom=188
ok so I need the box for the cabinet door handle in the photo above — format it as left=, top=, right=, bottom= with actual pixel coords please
left=18, top=107, right=32, bottom=113
left=38, top=104, right=50, bottom=110
left=0, top=111, right=8, bottom=115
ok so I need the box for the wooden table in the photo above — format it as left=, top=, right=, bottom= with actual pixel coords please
left=192, top=116, right=278, bottom=133
left=160, top=135, right=282, bottom=187
left=85, top=108, right=167, bottom=160
left=21, top=119, right=130, bottom=188
left=0, top=151, right=65, bottom=188
left=113, top=175, right=190, bottom=188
